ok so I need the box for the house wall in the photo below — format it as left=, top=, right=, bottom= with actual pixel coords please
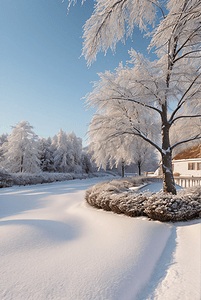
left=172, top=159, right=201, bottom=177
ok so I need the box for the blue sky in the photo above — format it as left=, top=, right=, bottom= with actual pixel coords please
left=0, top=0, right=154, bottom=146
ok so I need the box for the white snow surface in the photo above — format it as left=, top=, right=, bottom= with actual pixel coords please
left=0, top=177, right=200, bottom=300
left=139, top=181, right=183, bottom=193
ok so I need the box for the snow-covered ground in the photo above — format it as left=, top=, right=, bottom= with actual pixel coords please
left=0, top=178, right=200, bottom=300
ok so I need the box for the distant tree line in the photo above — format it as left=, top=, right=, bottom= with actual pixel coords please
left=0, top=120, right=94, bottom=174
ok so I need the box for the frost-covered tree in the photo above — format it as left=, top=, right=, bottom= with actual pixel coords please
left=70, top=0, right=201, bottom=194
left=89, top=135, right=129, bottom=177
left=88, top=103, right=158, bottom=176
left=81, top=150, right=94, bottom=173
left=0, top=133, right=8, bottom=163
left=53, top=129, right=83, bottom=173
left=130, top=138, right=158, bottom=176
left=53, top=129, right=74, bottom=173
left=67, top=131, right=83, bottom=172
left=50, top=129, right=85, bottom=173
left=39, top=137, right=55, bottom=172
left=51, top=133, right=58, bottom=152
left=3, top=120, right=41, bottom=173
left=0, top=133, right=8, bottom=147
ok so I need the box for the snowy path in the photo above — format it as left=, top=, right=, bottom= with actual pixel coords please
left=0, top=178, right=200, bottom=300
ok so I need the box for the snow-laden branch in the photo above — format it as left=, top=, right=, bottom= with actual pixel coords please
left=175, top=25, right=201, bottom=58
left=170, top=114, right=201, bottom=125
left=104, top=127, right=162, bottom=155
left=80, top=0, right=165, bottom=65
left=110, top=97, right=162, bottom=115
left=174, top=50, right=201, bottom=64
left=102, top=70, right=163, bottom=115
left=171, top=133, right=201, bottom=151
left=150, top=0, right=165, bottom=19
left=133, top=80, right=164, bottom=109
left=169, top=72, right=201, bottom=123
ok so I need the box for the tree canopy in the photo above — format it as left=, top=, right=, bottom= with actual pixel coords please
left=69, top=0, right=201, bottom=194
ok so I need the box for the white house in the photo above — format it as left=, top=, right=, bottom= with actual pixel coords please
left=172, top=144, right=201, bottom=177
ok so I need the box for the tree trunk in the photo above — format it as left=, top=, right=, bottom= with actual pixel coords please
left=121, top=161, right=125, bottom=177
left=20, top=155, right=23, bottom=173
left=161, top=150, right=176, bottom=194
left=161, top=104, right=176, bottom=194
left=138, top=162, right=141, bottom=176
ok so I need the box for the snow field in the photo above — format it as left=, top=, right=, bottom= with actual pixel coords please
left=0, top=178, right=200, bottom=299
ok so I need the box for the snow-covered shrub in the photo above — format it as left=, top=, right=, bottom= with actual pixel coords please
left=11, top=172, right=75, bottom=186
left=85, top=179, right=201, bottom=222
left=85, top=177, right=147, bottom=209
left=144, top=188, right=201, bottom=221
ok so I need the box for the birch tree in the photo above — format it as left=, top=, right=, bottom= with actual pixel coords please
left=69, top=0, right=201, bottom=194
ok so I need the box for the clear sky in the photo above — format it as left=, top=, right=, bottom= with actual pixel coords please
left=0, top=0, right=155, bottom=146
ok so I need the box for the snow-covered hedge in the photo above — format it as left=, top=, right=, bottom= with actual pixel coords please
left=11, top=172, right=75, bottom=186
left=85, top=178, right=201, bottom=222
left=0, top=171, right=116, bottom=187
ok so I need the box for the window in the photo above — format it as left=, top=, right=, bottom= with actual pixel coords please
left=197, top=163, right=201, bottom=170
left=188, top=163, right=195, bottom=170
